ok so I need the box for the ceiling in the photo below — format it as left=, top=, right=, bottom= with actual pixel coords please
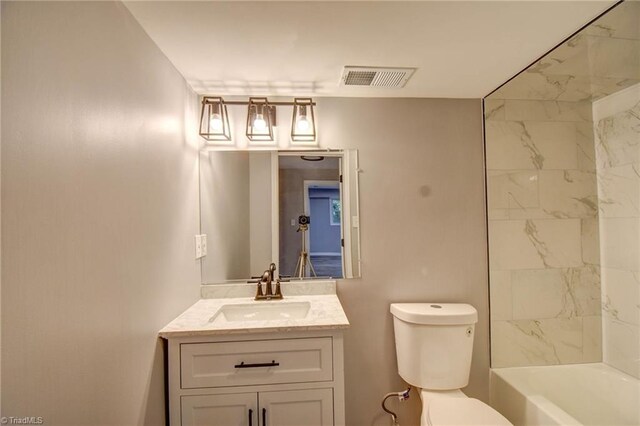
left=124, top=1, right=616, bottom=99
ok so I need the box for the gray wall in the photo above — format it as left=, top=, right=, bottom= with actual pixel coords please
left=249, top=153, right=273, bottom=275
left=1, top=2, right=201, bottom=424
left=317, top=97, right=487, bottom=425
left=200, top=151, right=273, bottom=283
left=0, top=5, right=487, bottom=424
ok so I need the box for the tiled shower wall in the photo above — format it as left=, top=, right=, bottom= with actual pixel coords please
left=486, top=1, right=639, bottom=369
left=594, top=86, right=640, bottom=378
left=485, top=99, right=603, bottom=367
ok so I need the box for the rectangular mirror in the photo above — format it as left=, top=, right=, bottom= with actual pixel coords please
left=200, top=150, right=361, bottom=283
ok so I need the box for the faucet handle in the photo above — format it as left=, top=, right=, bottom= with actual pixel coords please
left=272, top=279, right=284, bottom=299
left=254, top=281, right=264, bottom=299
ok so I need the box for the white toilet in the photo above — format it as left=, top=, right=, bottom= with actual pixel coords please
left=390, top=303, right=512, bottom=426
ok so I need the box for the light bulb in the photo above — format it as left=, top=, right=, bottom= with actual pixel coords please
left=253, top=113, right=267, bottom=132
left=209, top=113, right=223, bottom=132
left=296, top=115, right=310, bottom=132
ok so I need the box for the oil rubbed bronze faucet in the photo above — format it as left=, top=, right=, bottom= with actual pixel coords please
left=255, top=263, right=283, bottom=300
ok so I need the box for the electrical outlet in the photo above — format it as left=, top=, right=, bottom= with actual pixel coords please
left=195, top=235, right=203, bottom=259
left=201, top=234, right=207, bottom=256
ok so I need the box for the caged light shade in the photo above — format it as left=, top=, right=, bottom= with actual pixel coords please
left=291, top=98, right=317, bottom=143
left=199, top=97, right=231, bottom=142
left=246, top=97, right=275, bottom=143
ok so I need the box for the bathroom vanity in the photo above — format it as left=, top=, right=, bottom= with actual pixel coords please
left=160, top=281, right=349, bottom=426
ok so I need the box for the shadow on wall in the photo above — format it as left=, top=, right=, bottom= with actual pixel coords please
left=140, top=339, right=169, bottom=425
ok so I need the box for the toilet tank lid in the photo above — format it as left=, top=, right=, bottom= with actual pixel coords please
left=390, top=303, right=478, bottom=325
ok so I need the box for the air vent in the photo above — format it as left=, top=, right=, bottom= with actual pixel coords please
left=340, top=66, right=416, bottom=88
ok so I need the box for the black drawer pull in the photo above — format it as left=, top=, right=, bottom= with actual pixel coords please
left=263, top=408, right=267, bottom=426
left=248, top=408, right=253, bottom=426
left=234, top=360, right=280, bottom=369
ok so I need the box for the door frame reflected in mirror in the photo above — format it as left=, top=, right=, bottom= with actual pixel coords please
left=272, top=150, right=360, bottom=280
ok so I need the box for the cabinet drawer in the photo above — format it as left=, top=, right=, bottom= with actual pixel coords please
left=181, top=337, right=333, bottom=389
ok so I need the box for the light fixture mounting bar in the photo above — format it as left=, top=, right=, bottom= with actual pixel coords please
left=213, top=100, right=316, bottom=107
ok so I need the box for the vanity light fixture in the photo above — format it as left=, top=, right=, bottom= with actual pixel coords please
left=198, top=97, right=318, bottom=147
left=246, top=97, right=276, bottom=142
left=291, top=98, right=317, bottom=143
left=199, top=96, right=231, bottom=142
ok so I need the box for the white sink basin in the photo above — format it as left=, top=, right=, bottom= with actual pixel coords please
left=212, top=301, right=311, bottom=322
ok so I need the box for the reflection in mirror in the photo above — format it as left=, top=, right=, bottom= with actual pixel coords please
left=200, top=150, right=360, bottom=284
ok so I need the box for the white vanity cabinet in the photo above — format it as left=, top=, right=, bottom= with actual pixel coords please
left=167, top=331, right=345, bottom=426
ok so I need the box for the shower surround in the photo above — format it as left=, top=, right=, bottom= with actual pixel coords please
left=486, top=1, right=640, bottom=369
left=485, top=98, right=602, bottom=367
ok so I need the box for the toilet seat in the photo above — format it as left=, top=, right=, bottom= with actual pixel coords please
left=426, top=398, right=511, bottom=425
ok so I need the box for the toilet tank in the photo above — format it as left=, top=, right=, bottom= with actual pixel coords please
left=390, top=303, right=478, bottom=390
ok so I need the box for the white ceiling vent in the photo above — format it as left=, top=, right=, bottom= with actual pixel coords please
left=340, top=66, right=416, bottom=88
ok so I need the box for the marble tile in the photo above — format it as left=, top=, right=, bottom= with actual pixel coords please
left=594, top=101, right=640, bottom=169
left=581, top=218, right=601, bottom=265
left=490, top=270, right=512, bottom=320
left=486, top=121, right=546, bottom=170
left=599, top=217, right=640, bottom=270
left=601, top=268, right=640, bottom=326
left=484, top=99, right=505, bottom=121
left=489, top=219, right=582, bottom=270
left=539, top=170, right=598, bottom=218
left=536, top=34, right=640, bottom=83
left=533, top=34, right=590, bottom=78
left=491, top=72, right=589, bottom=102
left=512, top=266, right=601, bottom=320
left=597, top=163, right=640, bottom=218
left=602, top=317, right=640, bottom=379
left=569, top=266, right=602, bottom=317
left=576, top=122, right=597, bottom=171
left=587, top=36, right=640, bottom=81
left=583, top=316, right=603, bottom=362
left=488, top=209, right=510, bottom=220
left=589, top=77, right=640, bottom=103
left=506, top=207, right=555, bottom=220
left=486, top=121, right=579, bottom=170
left=512, top=269, right=567, bottom=320
left=492, top=318, right=584, bottom=367
left=504, top=100, right=592, bottom=122
left=491, top=68, right=639, bottom=103
left=488, top=171, right=539, bottom=210
left=526, top=122, right=582, bottom=169
left=585, top=1, right=640, bottom=41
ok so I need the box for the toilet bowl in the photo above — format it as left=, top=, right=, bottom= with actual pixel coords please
left=390, top=303, right=512, bottom=426
left=420, top=389, right=510, bottom=425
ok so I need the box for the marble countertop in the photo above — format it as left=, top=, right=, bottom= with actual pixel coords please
left=159, top=294, right=350, bottom=338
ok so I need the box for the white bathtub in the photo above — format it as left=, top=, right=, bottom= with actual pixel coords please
left=490, top=363, right=640, bottom=426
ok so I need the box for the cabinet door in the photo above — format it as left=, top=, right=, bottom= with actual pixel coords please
left=182, top=393, right=257, bottom=426
left=258, top=388, right=333, bottom=426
